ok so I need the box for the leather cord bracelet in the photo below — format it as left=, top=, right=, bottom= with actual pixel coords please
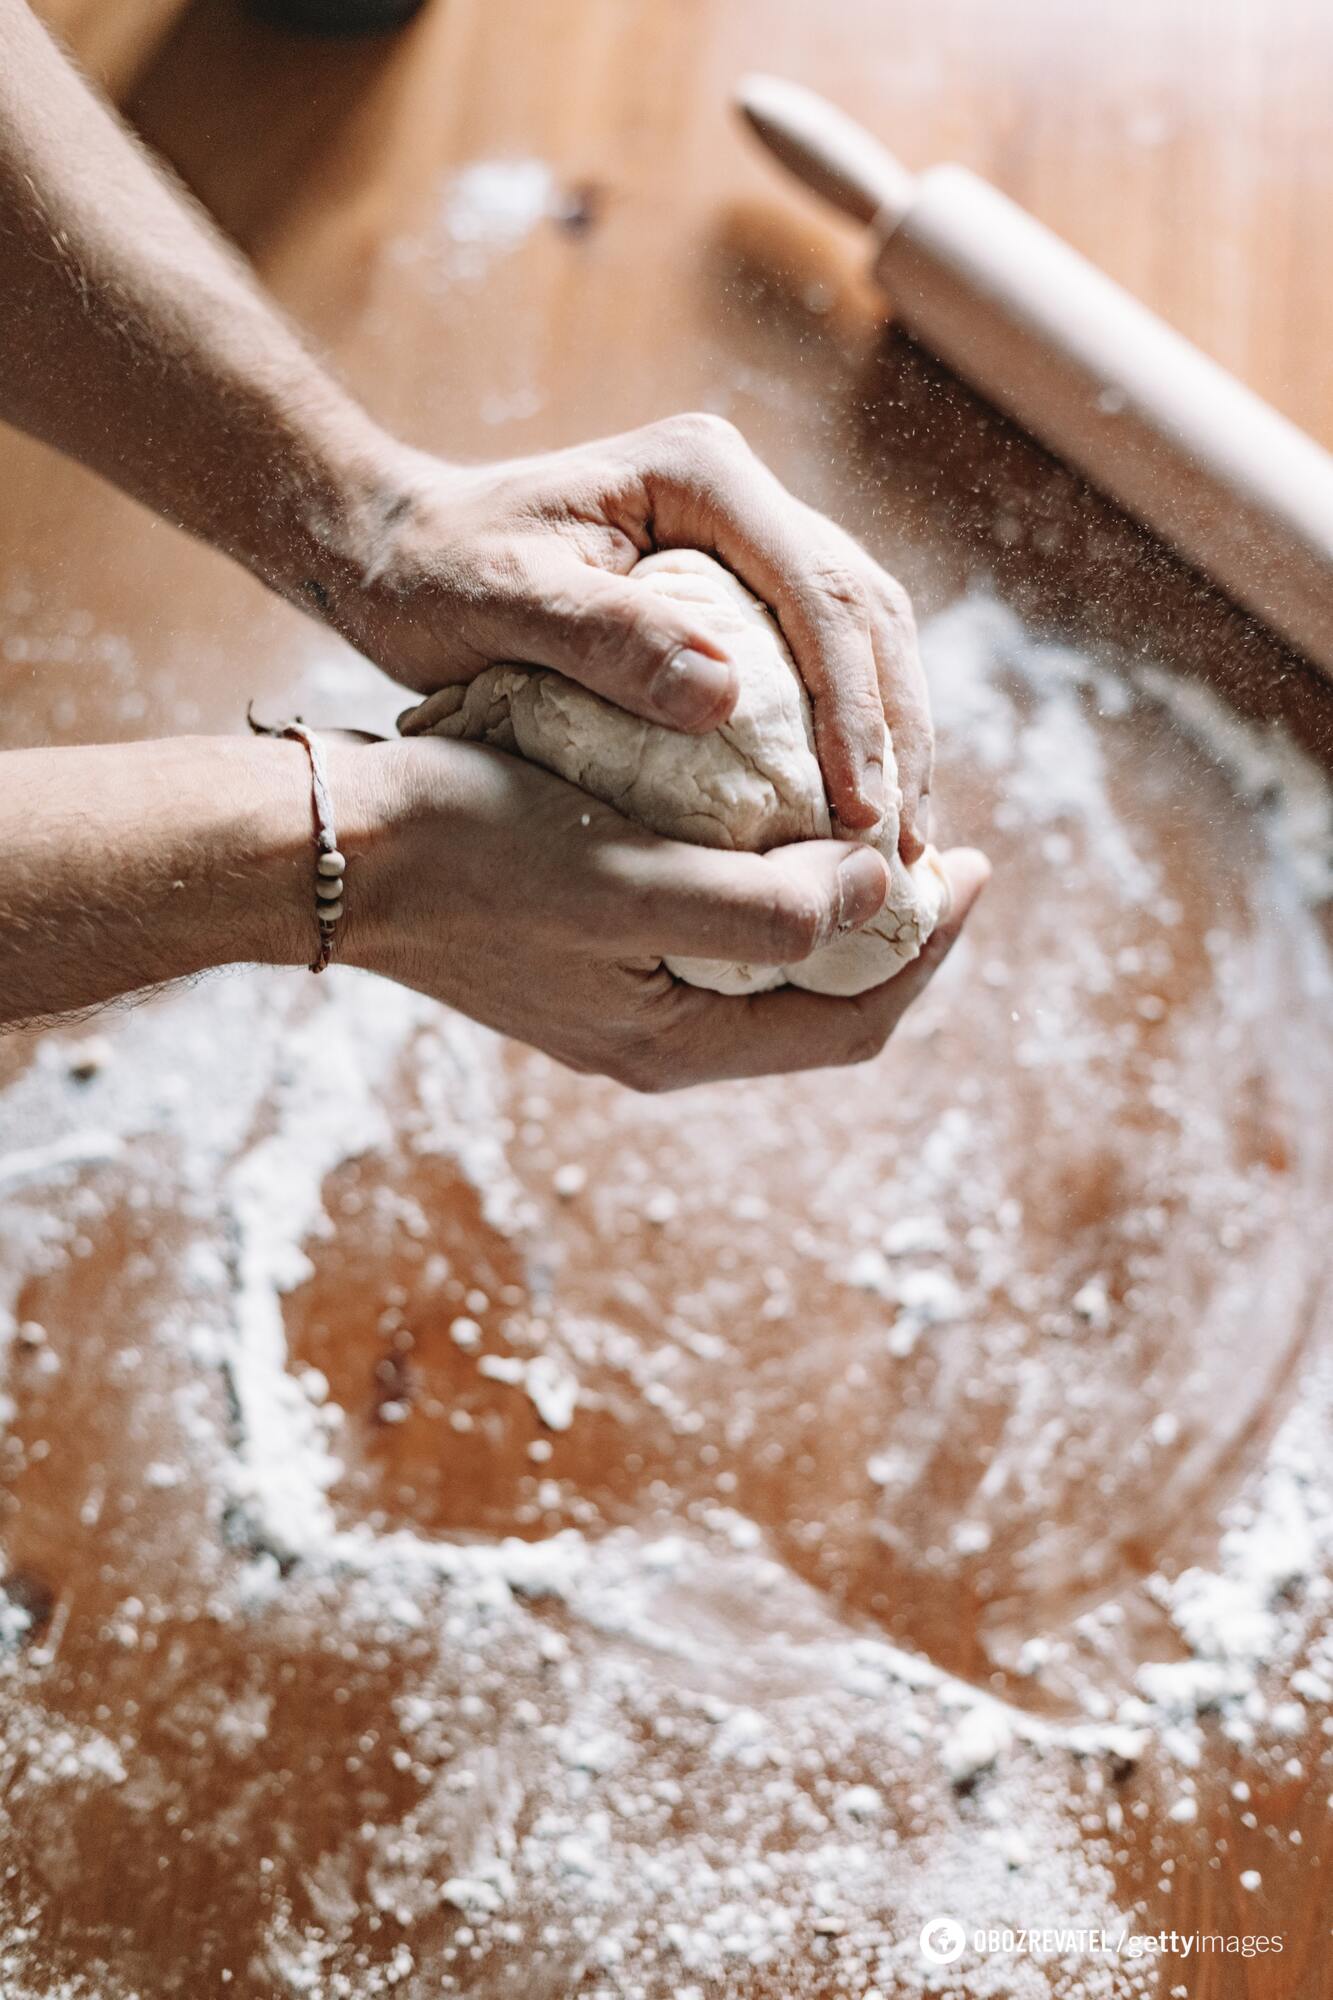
left=246, top=705, right=346, bottom=974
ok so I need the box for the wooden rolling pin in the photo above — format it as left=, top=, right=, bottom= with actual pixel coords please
left=737, top=75, right=1333, bottom=677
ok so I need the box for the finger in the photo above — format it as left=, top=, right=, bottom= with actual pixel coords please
left=503, top=556, right=742, bottom=734
left=645, top=445, right=890, bottom=830
left=843, top=845, right=991, bottom=1024
left=868, top=582, right=933, bottom=864
left=398, top=687, right=461, bottom=735
left=636, top=847, right=990, bottom=1087
left=594, top=834, right=891, bottom=966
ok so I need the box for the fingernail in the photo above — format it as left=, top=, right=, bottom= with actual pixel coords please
left=836, top=847, right=889, bottom=930
left=856, top=751, right=886, bottom=822
left=651, top=648, right=736, bottom=728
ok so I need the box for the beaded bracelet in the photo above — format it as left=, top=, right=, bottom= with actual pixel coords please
left=247, top=705, right=346, bottom=974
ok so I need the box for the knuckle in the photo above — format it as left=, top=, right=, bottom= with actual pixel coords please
left=851, top=683, right=892, bottom=727
left=809, top=558, right=870, bottom=618
left=651, top=411, right=747, bottom=479
left=463, top=538, right=530, bottom=607
left=577, top=582, right=637, bottom=634
left=880, top=572, right=916, bottom=631
left=612, top=1047, right=669, bottom=1094
left=605, top=1038, right=648, bottom=1090
left=847, top=1024, right=888, bottom=1066
left=845, top=999, right=891, bottom=1066
left=602, top=591, right=644, bottom=633
left=673, top=410, right=743, bottom=451
left=820, top=679, right=890, bottom=738
left=892, top=689, right=933, bottom=752
left=604, top=1016, right=672, bottom=1093
left=576, top=593, right=656, bottom=674
left=608, top=984, right=708, bottom=1093
left=767, top=884, right=825, bottom=961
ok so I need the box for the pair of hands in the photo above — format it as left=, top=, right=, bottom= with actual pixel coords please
left=318, top=413, right=988, bottom=1090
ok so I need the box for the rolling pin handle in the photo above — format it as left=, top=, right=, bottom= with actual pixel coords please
left=735, top=76, right=1333, bottom=680
left=735, top=74, right=917, bottom=233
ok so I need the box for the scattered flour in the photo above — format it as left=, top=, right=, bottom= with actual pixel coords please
left=2, top=592, right=1332, bottom=1996
left=1135, top=665, right=1333, bottom=902
left=439, top=158, right=556, bottom=279
left=0, top=1128, right=122, bottom=1193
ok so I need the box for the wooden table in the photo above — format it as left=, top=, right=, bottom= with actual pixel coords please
left=3, top=1, right=1332, bottom=1994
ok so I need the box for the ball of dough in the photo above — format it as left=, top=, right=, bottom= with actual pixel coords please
left=398, top=550, right=947, bottom=996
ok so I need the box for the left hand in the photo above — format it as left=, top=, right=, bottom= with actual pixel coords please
left=323, top=416, right=933, bottom=857
left=326, top=734, right=986, bottom=1089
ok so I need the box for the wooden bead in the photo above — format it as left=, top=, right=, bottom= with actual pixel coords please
left=318, top=900, right=344, bottom=925
left=317, top=850, right=346, bottom=876
left=316, top=875, right=345, bottom=901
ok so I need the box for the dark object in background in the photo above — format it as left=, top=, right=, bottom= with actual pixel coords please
left=249, top=0, right=426, bottom=34
left=552, top=182, right=607, bottom=237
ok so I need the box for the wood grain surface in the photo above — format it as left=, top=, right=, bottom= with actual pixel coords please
left=3, top=1, right=1333, bottom=1994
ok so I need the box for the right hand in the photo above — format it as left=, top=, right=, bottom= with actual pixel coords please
left=332, top=736, right=989, bottom=1092
left=317, top=417, right=934, bottom=856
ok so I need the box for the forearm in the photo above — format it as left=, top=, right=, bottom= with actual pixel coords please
left=0, top=725, right=988, bottom=1080
left=0, top=0, right=397, bottom=610
left=0, top=5, right=934, bottom=850
left=0, top=736, right=339, bottom=1028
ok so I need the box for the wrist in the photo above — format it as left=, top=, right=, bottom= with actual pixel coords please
left=313, top=738, right=418, bottom=975
left=259, top=421, right=441, bottom=641
left=216, top=734, right=386, bottom=974
left=322, top=736, right=490, bottom=985
left=218, top=737, right=322, bottom=970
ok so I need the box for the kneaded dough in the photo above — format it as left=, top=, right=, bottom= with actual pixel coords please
left=398, top=550, right=948, bottom=996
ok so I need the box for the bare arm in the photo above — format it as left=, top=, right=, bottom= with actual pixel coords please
left=0, top=0, right=933, bottom=841
left=0, top=0, right=981, bottom=1080
left=0, top=0, right=388, bottom=608
left=0, top=736, right=318, bottom=1026
left=0, top=730, right=988, bottom=1089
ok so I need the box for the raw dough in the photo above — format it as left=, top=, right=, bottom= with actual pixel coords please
left=398, top=550, right=947, bottom=995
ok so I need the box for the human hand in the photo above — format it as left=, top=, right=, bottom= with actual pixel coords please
left=323, top=417, right=933, bottom=858
left=332, top=736, right=986, bottom=1091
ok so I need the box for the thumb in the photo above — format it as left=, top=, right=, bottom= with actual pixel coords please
left=602, top=834, right=890, bottom=966
left=515, top=560, right=740, bottom=733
